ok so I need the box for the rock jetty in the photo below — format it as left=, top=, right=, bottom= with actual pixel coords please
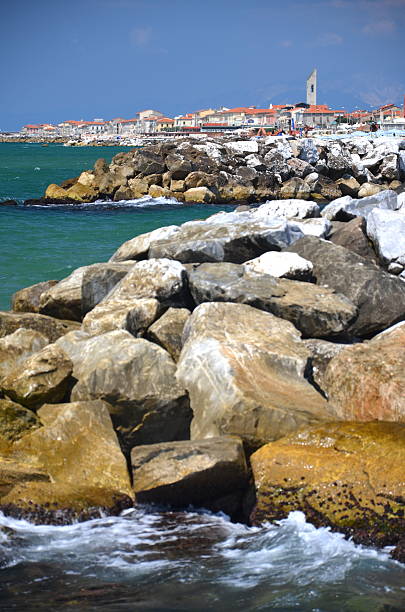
left=1, top=147, right=405, bottom=561
left=24, top=134, right=405, bottom=206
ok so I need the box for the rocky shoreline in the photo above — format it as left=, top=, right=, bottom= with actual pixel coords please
left=16, top=133, right=404, bottom=208
left=0, top=135, right=404, bottom=561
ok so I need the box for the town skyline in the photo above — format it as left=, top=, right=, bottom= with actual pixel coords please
left=1, top=0, right=404, bottom=132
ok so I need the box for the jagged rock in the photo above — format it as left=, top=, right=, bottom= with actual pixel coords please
left=326, top=147, right=352, bottom=180
left=298, top=139, right=319, bottom=165
left=0, top=400, right=133, bottom=518
left=77, top=171, right=95, bottom=187
left=176, top=302, right=335, bottom=451
left=128, top=177, right=149, bottom=198
left=287, top=157, right=313, bottom=178
left=131, top=436, right=248, bottom=517
left=227, top=141, right=259, bottom=154
left=187, top=262, right=356, bottom=338
left=324, top=322, right=405, bottom=420
left=292, top=217, right=331, bottom=238
left=312, top=175, right=342, bottom=201
left=379, top=154, right=399, bottom=181
left=243, top=252, right=313, bottom=281
left=252, top=199, right=320, bottom=220
left=113, top=185, right=134, bottom=201
left=366, top=208, right=405, bottom=267
left=147, top=307, right=190, bottom=361
left=184, top=171, right=220, bottom=190
left=357, top=183, right=387, bottom=198
left=12, top=281, right=59, bottom=314
left=263, top=152, right=291, bottom=182
left=170, top=179, right=186, bottom=192
left=303, top=338, right=347, bottom=393
left=39, top=265, right=96, bottom=322
left=250, top=421, right=405, bottom=555
left=82, top=259, right=188, bottom=336
left=1, top=344, right=73, bottom=410
left=329, top=216, right=378, bottom=263
left=218, top=183, right=255, bottom=202
left=0, top=398, right=40, bottom=442
left=132, top=150, right=165, bottom=176
left=44, top=184, right=68, bottom=201
left=336, top=176, right=361, bottom=197
left=71, top=333, right=191, bottom=451
left=0, top=329, right=49, bottom=382
left=148, top=185, right=172, bottom=199
left=321, top=189, right=398, bottom=221
left=109, top=225, right=180, bottom=262
left=81, top=261, right=134, bottom=314
left=64, top=182, right=98, bottom=203
left=183, top=187, right=216, bottom=203
left=0, top=311, right=80, bottom=343
left=285, top=236, right=405, bottom=337
left=165, top=153, right=193, bottom=179
left=148, top=217, right=303, bottom=264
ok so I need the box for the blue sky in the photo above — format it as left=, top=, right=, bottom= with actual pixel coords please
left=1, top=0, right=404, bottom=130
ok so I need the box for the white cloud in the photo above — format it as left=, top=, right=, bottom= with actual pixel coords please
left=313, top=32, right=343, bottom=46
left=362, top=19, right=396, bottom=34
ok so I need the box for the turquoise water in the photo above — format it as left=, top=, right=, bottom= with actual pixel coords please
left=0, top=143, right=230, bottom=309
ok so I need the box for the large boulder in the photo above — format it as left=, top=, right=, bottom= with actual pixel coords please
left=0, top=311, right=80, bottom=343
left=329, top=216, right=378, bottom=263
left=176, top=303, right=335, bottom=451
left=321, top=189, right=398, bottom=221
left=183, top=187, right=216, bottom=204
left=187, top=263, right=357, bottom=339
left=131, top=436, right=248, bottom=518
left=280, top=177, right=311, bottom=200
left=12, top=280, right=59, bottom=314
left=81, top=261, right=134, bottom=314
left=0, top=398, right=40, bottom=442
left=0, top=329, right=49, bottom=382
left=82, top=259, right=188, bottom=336
left=250, top=422, right=405, bottom=556
left=252, top=199, right=320, bottom=220
left=323, top=322, right=405, bottom=421
left=0, top=400, right=133, bottom=520
left=366, top=208, right=405, bottom=269
left=285, top=236, right=405, bottom=337
left=147, top=307, right=190, bottom=361
left=109, top=225, right=180, bottom=262
left=243, top=252, right=313, bottom=281
left=303, top=338, right=347, bottom=394
left=39, top=265, right=95, bottom=321
left=1, top=344, right=73, bottom=410
left=70, top=332, right=191, bottom=451
left=148, top=217, right=304, bottom=264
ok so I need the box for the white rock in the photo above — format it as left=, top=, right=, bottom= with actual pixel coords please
left=226, top=141, right=258, bottom=154
left=244, top=252, right=313, bottom=280
left=252, top=199, right=320, bottom=220
left=321, top=190, right=398, bottom=220
left=397, top=192, right=405, bottom=211
left=366, top=208, right=405, bottom=266
left=245, top=154, right=264, bottom=168
left=292, top=217, right=331, bottom=238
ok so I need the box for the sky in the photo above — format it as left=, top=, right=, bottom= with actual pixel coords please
left=1, top=0, right=404, bottom=131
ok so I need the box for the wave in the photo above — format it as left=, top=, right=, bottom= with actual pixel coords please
left=26, top=196, right=185, bottom=210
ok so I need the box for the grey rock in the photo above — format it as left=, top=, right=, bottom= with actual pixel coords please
left=366, top=208, right=405, bottom=266
left=147, top=307, right=190, bottom=361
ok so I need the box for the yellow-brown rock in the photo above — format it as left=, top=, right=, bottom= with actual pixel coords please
left=0, top=398, right=40, bottom=442
left=12, top=280, right=59, bottom=313
left=45, top=184, right=68, bottom=200
left=323, top=322, right=405, bottom=421
left=0, top=400, right=133, bottom=519
left=1, top=344, right=73, bottom=410
left=184, top=187, right=216, bottom=203
left=65, top=182, right=98, bottom=202
left=148, top=185, right=172, bottom=199
left=0, top=311, right=80, bottom=343
left=0, top=329, right=49, bottom=382
left=250, top=421, right=405, bottom=552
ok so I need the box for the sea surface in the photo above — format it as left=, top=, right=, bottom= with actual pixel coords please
left=0, top=142, right=405, bottom=611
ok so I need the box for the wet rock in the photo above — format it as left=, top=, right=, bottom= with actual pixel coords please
left=1, top=344, right=73, bottom=410
left=285, top=236, right=405, bottom=337
left=0, top=398, right=40, bottom=442
left=0, top=400, right=133, bottom=518
left=12, top=280, right=59, bottom=314
left=243, top=252, right=313, bottom=280
left=44, top=184, right=69, bottom=201
left=188, top=263, right=357, bottom=339
left=70, top=333, right=191, bottom=451
left=0, top=329, right=49, bottom=382
left=250, top=421, right=405, bottom=555
left=176, top=302, right=335, bottom=451
left=0, top=311, right=80, bottom=343
left=329, top=216, right=378, bottom=263
left=323, top=322, right=405, bottom=421
left=147, top=307, right=190, bottom=361
left=131, top=436, right=248, bottom=517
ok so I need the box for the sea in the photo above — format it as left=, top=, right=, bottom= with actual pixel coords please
left=0, top=142, right=404, bottom=611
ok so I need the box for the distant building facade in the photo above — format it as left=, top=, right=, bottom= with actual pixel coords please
left=306, top=69, right=317, bottom=106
